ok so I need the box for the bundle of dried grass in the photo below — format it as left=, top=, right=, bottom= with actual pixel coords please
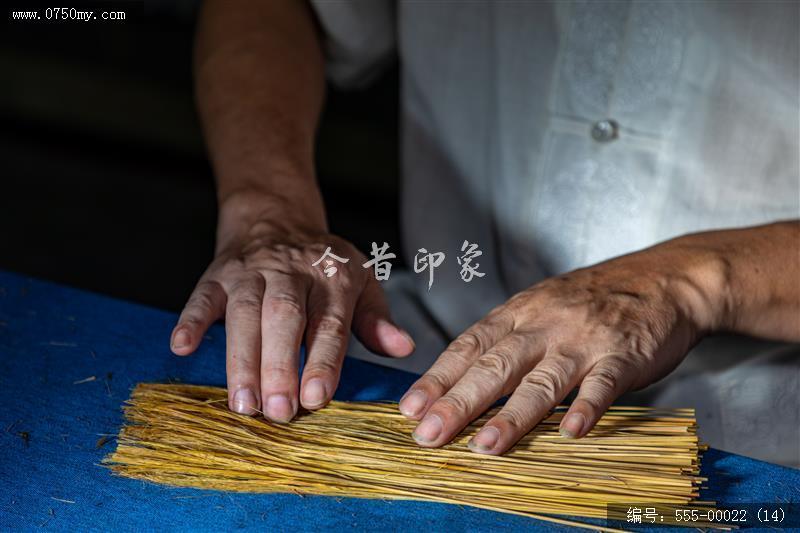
left=104, top=384, right=723, bottom=531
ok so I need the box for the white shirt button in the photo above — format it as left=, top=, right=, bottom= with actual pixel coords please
left=591, top=119, right=619, bottom=142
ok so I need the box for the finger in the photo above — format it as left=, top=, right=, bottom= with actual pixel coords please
left=352, top=276, right=414, bottom=357
left=411, top=333, right=539, bottom=447
left=300, top=283, right=356, bottom=410
left=171, top=278, right=227, bottom=356
left=224, top=275, right=265, bottom=416
left=259, top=273, right=309, bottom=423
left=559, top=354, right=638, bottom=439
left=399, top=308, right=514, bottom=420
left=468, top=353, right=583, bottom=455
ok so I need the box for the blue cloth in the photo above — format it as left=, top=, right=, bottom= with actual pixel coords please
left=1, top=270, right=797, bottom=532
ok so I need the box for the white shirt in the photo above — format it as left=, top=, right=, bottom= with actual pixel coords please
left=309, top=0, right=800, bottom=464
left=312, top=0, right=799, bottom=338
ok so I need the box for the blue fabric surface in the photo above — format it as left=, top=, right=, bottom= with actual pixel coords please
left=1, top=270, right=798, bottom=532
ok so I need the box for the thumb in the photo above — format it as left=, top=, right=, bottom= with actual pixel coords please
left=352, top=277, right=415, bottom=357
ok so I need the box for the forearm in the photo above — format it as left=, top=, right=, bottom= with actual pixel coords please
left=667, top=220, right=800, bottom=342
left=194, top=0, right=327, bottom=245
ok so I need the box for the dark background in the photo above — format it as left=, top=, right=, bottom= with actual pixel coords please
left=1, top=1, right=401, bottom=311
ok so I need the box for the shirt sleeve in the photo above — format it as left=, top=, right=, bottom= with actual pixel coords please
left=309, top=0, right=396, bottom=89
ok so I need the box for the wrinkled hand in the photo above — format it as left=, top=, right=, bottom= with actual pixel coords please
left=399, top=241, right=722, bottom=454
left=170, top=197, right=414, bottom=422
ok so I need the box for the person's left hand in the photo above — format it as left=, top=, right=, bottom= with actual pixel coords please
left=398, top=237, right=726, bottom=454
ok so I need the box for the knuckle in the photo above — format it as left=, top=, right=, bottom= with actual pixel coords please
left=546, top=352, right=581, bottom=378
left=519, top=368, right=560, bottom=402
left=180, top=315, right=205, bottom=329
left=219, top=256, right=248, bottom=278
left=230, top=359, right=261, bottom=387
left=309, top=314, right=349, bottom=339
left=584, top=367, right=621, bottom=395
left=435, top=393, right=471, bottom=419
left=244, top=248, right=277, bottom=270
left=448, top=331, right=483, bottom=355
left=577, top=395, right=604, bottom=414
left=188, top=292, right=214, bottom=314
left=226, top=347, right=259, bottom=371
left=186, top=284, right=219, bottom=315
left=496, top=408, right=527, bottom=431
left=229, top=294, right=263, bottom=316
left=473, top=351, right=513, bottom=381
left=543, top=362, right=572, bottom=388
left=417, top=371, right=449, bottom=395
left=354, top=285, right=387, bottom=318
left=229, top=273, right=265, bottom=295
left=487, top=308, right=517, bottom=333
left=305, top=358, right=341, bottom=380
left=485, top=305, right=512, bottom=325
left=261, top=361, right=296, bottom=377
left=264, top=293, right=305, bottom=317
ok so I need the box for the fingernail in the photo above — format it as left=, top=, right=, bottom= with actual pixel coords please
left=265, top=394, right=294, bottom=423
left=172, top=329, right=190, bottom=349
left=302, top=378, right=327, bottom=408
left=560, top=412, right=586, bottom=438
left=232, top=388, right=258, bottom=415
left=468, top=426, right=500, bottom=453
left=399, top=389, right=427, bottom=418
left=412, top=414, right=443, bottom=444
left=377, top=319, right=416, bottom=354
left=397, top=327, right=416, bottom=350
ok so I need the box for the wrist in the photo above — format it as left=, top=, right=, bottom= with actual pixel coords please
left=216, top=186, right=328, bottom=252
left=660, top=235, right=734, bottom=335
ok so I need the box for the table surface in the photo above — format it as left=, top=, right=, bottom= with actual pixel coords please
left=1, top=270, right=798, bottom=532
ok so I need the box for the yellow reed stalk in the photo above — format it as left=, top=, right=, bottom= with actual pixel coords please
left=104, top=384, right=730, bottom=531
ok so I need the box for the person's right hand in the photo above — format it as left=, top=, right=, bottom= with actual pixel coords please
left=169, top=192, right=415, bottom=422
